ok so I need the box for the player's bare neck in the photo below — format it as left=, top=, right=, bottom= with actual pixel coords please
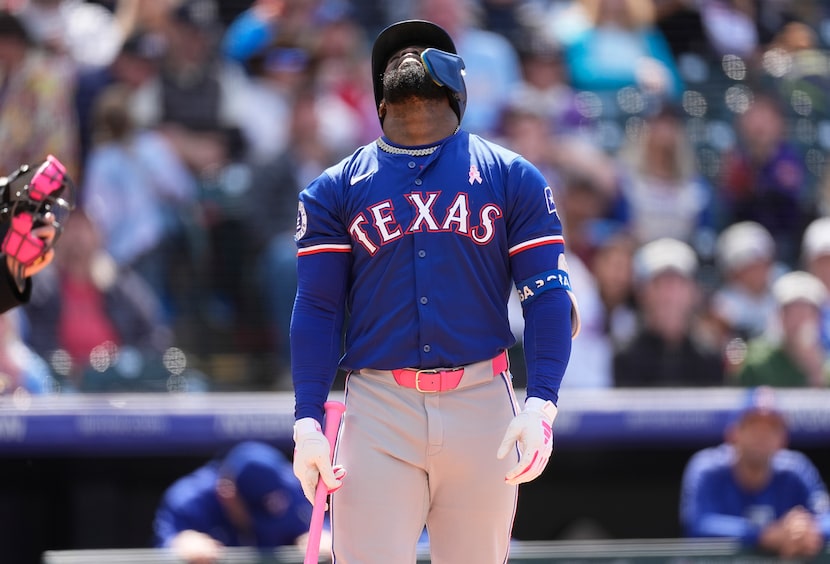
left=382, top=101, right=459, bottom=147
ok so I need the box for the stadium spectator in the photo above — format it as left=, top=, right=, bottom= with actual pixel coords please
left=0, top=309, right=55, bottom=395
left=560, top=0, right=684, bottom=106
left=74, top=30, right=164, bottom=166
left=244, top=87, right=344, bottom=381
left=222, top=0, right=373, bottom=162
left=230, top=45, right=313, bottom=165
left=12, top=0, right=141, bottom=70
left=22, top=210, right=173, bottom=392
left=680, top=386, right=830, bottom=558
left=615, top=106, right=717, bottom=252
left=129, top=0, right=258, bottom=161
left=734, top=270, right=829, bottom=388
left=153, top=441, right=321, bottom=563
left=308, top=12, right=381, bottom=149
left=589, top=228, right=638, bottom=351
left=801, top=217, right=830, bottom=359
left=82, top=82, right=199, bottom=310
left=552, top=168, right=616, bottom=271
left=613, top=237, right=724, bottom=387
left=0, top=10, right=79, bottom=181
left=511, top=32, right=582, bottom=136
left=719, top=92, right=808, bottom=267
left=496, top=91, right=561, bottom=185
left=709, top=221, right=780, bottom=349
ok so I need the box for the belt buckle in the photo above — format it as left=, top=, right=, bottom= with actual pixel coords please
left=414, top=369, right=440, bottom=393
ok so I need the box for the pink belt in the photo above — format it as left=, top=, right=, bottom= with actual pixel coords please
left=390, top=351, right=509, bottom=392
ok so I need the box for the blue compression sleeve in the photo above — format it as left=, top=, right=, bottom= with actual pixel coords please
left=522, top=289, right=572, bottom=405
left=291, top=252, right=350, bottom=423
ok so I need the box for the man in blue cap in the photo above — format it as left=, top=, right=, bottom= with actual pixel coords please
left=680, top=386, right=830, bottom=558
left=154, top=441, right=318, bottom=563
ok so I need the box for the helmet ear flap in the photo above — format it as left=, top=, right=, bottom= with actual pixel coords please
left=421, top=48, right=465, bottom=91
left=421, top=48, right=466, bottom=123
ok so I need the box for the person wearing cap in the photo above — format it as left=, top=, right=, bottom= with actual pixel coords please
left=801, top=217, right=830, bottom=360
left=153, top=441, right=317, bottom=563
left=613, top=237, right=724, bottom=387
left=289, top=18, right=579, bottom=563
left=708, top=221, right=779, bottom=347
left=680, top=386, right=830, bottom=558
left=735, top=270, right=830, bottom=388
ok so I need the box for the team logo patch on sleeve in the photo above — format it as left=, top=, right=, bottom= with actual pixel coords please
left=295, top=201, right=308, bottom=241
left=544, top=186, right=557, bottom=215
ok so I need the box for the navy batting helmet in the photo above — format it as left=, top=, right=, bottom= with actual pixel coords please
left=371, top=20, right=467, bottom=124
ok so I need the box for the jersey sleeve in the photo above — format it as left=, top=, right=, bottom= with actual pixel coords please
left=504, top=157, right=578, bottom=404
left=292, top=171, right=352, bottom=423
left=505, top=157, right=580, bottom=335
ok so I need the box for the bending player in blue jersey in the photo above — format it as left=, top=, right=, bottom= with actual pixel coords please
left=289, top=19, right=579, bottom=564
left=153, top=441, right=324, bottom=563
left=680, top=387, right=830, bottom=558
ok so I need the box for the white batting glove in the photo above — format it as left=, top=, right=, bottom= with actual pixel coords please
left=496, top=397, right=557, bottom=485
left=292, top=418, right=345, bottom=504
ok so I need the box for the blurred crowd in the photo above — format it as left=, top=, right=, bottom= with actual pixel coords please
left=0, top=0, right=829, bottom=395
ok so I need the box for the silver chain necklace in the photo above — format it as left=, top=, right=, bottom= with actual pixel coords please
left=375, top=126, right=460, bottom=157
left=376, top=137, right=439, bottom=156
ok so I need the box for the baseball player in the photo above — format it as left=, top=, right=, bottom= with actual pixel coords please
left=154, top=441, right=323, bottom=563
left=290, top=20, right=579, bottom=563
left=680, top=387, right=830, bottom=558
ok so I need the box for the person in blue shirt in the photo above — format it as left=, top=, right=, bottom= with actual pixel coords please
left=153, top=441, right=319, bottom=563
left=680, top=386, right=830, bottom=558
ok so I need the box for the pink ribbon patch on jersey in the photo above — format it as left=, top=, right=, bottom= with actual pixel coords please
left=469, top=165, right=482, bottom=185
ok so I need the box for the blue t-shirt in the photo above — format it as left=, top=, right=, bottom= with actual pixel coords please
left=680, top=444, right=830, bottom=546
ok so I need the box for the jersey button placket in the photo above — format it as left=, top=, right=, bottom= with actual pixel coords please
left=411, top=162, right=433, bottom=362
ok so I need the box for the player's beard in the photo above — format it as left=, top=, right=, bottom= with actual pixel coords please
left=382, top=60, right=446, bottom=105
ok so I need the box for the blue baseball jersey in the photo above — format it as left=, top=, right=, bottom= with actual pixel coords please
left=291, top=130, right=575, bottom=421
left=680, top=444, right=830, bottom=546
left=153, top=462, right=311, bottom=549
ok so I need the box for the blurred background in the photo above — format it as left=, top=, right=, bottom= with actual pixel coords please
left=1, top=0, right=830, bottom=562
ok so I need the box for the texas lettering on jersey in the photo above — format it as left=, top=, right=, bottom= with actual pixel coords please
left=348, top=191, right=503, bottom=255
